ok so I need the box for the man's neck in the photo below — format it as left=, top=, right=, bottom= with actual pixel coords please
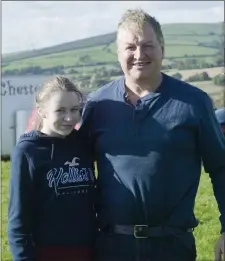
left=125, top=72, right=163, bottom=98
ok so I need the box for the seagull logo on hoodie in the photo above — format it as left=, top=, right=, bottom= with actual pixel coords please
left=64, top=157, right=80, bottom=167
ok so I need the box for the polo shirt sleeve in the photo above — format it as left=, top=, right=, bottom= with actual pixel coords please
left=196, top=92, right=225, bottom=233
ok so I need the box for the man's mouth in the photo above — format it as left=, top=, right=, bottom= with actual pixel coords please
left=132, top=62, right=151, bottom=66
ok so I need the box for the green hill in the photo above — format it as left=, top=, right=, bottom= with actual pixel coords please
left=2, top=23, right=224, bottom=74
left=2, top=32, right=116, bottom=64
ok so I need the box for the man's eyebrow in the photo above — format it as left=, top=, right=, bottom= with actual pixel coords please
left=124, top=40, right=154, bottom=45
left=143, top=41, right=154, bottom=44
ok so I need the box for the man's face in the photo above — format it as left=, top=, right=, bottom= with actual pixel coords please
left=41, top=91, right=80, bottom=137
left=117, top=23, right=164, bottom=82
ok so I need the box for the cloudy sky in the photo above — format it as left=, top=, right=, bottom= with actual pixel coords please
left=2, top=1, right=224, bottom=54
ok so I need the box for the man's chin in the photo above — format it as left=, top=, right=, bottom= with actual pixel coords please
left=130, top=71, right=151, bottom=82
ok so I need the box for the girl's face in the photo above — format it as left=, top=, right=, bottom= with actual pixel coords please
left=40, top=91, right=80, bottom=137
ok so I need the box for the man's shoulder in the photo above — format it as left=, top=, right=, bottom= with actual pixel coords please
left=165, top=73, right=211, bottom=102
left=87, top=77, right=123, bottom=101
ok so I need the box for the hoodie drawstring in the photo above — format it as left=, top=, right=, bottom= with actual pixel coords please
left=51, top=143, right=59, bottom=198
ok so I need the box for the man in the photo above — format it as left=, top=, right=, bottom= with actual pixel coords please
left=80, top=8, right=225, bottom=261
left=216, top=107, right=225, bottom=136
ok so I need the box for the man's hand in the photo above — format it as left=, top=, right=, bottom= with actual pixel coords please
left=215, top=232, right=224, bottom=261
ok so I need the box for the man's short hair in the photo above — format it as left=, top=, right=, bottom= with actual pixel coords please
left=117, top=8, right=164, bottom=48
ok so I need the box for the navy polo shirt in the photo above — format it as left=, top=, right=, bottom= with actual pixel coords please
left=80, top=73, right=225, bottom=233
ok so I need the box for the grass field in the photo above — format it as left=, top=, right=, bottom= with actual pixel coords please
left=1, top=160, right=221, bottom=261
left=164, top=45, right=218, bottom=58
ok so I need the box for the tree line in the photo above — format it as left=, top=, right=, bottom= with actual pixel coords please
left=172, top=72, right=225, bottom=86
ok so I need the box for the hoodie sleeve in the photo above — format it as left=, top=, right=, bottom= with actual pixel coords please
left=197, top=92, right=225, bottom=233
left=8, top=146, right=36, bottom=261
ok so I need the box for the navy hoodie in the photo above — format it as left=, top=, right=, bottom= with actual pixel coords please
left=8, top=130, right=97, bottom=261
left=80, top=73, right=225, bottom=234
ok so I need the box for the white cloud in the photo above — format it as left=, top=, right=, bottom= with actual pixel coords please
left=2, top=1, right=224, bottom=54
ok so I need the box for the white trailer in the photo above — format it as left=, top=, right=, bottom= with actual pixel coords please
left=1, top=75, right=49, bottom=157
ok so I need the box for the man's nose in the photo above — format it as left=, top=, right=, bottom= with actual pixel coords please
left=134, top=46, right=145, bottom=60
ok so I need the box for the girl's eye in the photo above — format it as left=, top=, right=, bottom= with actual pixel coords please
left=126, top=46, right=135, bottom=50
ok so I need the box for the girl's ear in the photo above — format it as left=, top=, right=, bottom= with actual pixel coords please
left=37, top=106, right=46, bottom=119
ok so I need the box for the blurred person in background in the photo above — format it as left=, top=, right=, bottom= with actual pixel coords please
left=216, top=107, right=225, bottom=136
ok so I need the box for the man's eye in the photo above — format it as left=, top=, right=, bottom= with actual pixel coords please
left=146, top=45, right=154, bottom=48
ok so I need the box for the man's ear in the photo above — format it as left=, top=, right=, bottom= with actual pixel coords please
left=117, top=46, right=120, bottom=62
left=161, top=45, right=165, bottom=59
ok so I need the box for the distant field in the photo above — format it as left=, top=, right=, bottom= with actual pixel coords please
left=166, top=67, right=224, bottom=79
left=74, top=63, right=118, bottom=74
left=193, top=81, right=224, bottom=108
left=194, top=80, right=223, bottom=92
left=171, top=56, right=217, bottom=64
left=164, top=34, right=219, bottom=45
left=164, top=45, right=218, bottom=58
left=161, top=23, right=223, bottom=35
left=3, top=45, right=118, bottom=71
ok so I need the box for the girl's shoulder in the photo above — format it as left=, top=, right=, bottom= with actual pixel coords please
left=11, top=130, right=52, bottom=166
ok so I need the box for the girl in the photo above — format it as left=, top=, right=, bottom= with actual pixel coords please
left=8, top=76, right=96, bottom=261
